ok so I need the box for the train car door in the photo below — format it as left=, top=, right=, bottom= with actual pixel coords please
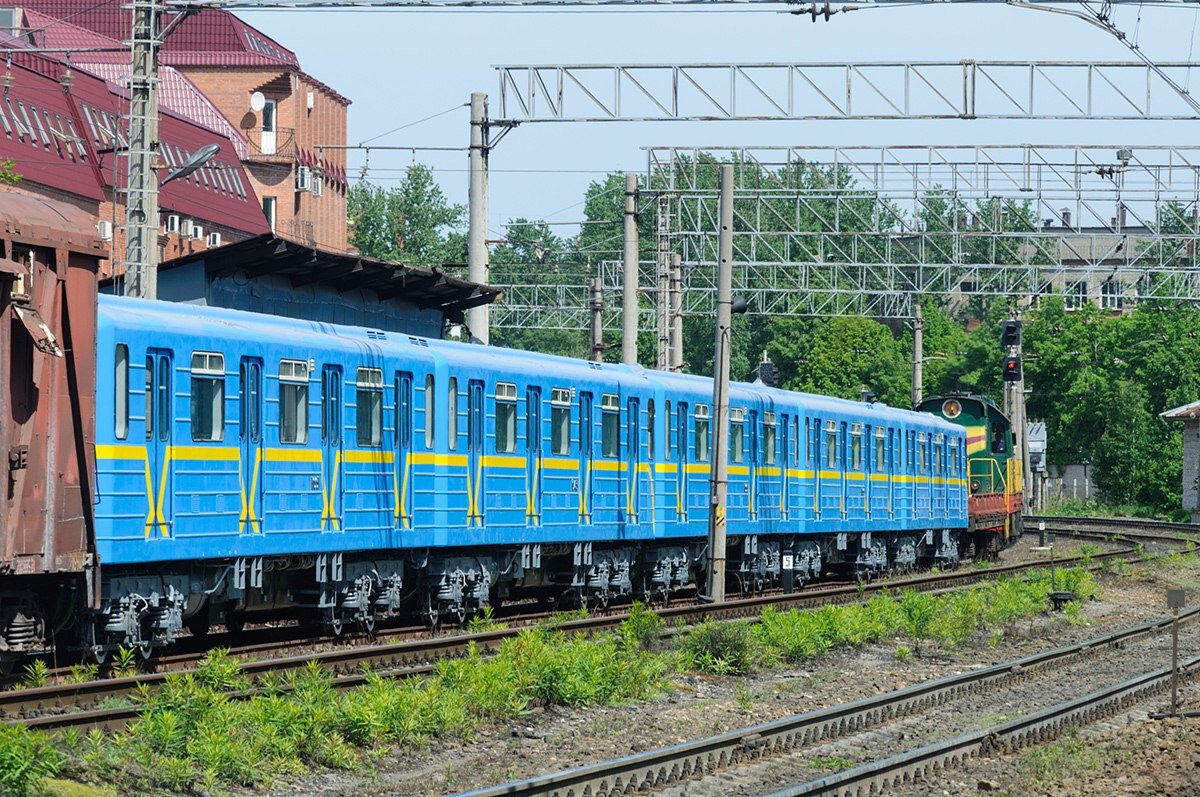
left=625, top=397, right=639, bottom=527
left=526, top=386, right=542, bottom=525
left=239, top=357, right=264, bottom=533
left=394, top=372, right=413, bottom=530
left=748, top=410, right=760, bottom=519
left=146, top=349, right=173, bottom=537
left=321, top=365, right=343, bottom=531
left=579, top=391, right=594, bottom=524
left=675, top=401, right=688, bottom=522
left=779, top=413, right=790, bottom=521
left=468, top=380, right=485, bottom=526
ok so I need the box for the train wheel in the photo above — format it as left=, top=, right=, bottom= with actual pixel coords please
left=326, top=614, right=344, bottom=638
left=360, top=614, right=376, bottom=635
left=137, top=640, right=155, bottom=661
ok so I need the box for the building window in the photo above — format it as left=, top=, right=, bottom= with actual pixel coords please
left=279, top=359, right=309, bottom=444
left=114, top=344, right=129, bottom=440
left=356, top=367, right=383, bottom=447
left=695, top=404, right=711, bottom=463
left=496, top=382, right=517, bottom=454
left=1101, top=279, right=1124, bottom=310
left=262, top=196, right=276, bottom=232
left=729, top=407, right=745, bottom=464
left=601, top=393, right=620, bottom=458
left=551, top=387, right=570, bottom=455
left=190, top=352, right=224, bottom=442
left=1065, top=280, right=1088, bottom=311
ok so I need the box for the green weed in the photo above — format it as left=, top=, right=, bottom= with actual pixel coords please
left=467, top=605, right=507, bottom=633
left=0, top=723, right=65, bottom=797
left=682, top=621, right=761, bottom=675
left=808, top=755, right=854, bottom=771
left=1020, top=728, right=1101, bottom=786
left=67, top=663, right=100, bottom=685
left=893, top=644, right=912, bottom=661
left=20, top=659, right=50, bottom=690
left=111, top=647, right=139, bottom=679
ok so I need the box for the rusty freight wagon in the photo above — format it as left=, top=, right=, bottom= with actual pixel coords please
left=0, top=192, right=102, bottom=670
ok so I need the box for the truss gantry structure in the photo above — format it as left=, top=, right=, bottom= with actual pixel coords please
left=491, top=145, right=1200, bottom=330
left=496, top=62, right=1200, bottom=122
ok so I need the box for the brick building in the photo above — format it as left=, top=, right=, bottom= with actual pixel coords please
left=14, top=2, right=351, bottom=252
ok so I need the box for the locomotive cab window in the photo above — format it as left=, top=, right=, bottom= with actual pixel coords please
left=496, top=382, right=517, bottom=454
left=695, top=404, right=711, bottom=462
left=356, top=367, right=384, bottom=447
left=190, top=352, right=225, bottom=442
left=729, top=407, right=745, bottom=464
left=551, top=388, right=571, bottom=455
left=114, top=344, right=129, bottom=440
left=601, top=393, right=620, bottom=458
left=764, top=412, right=777, bottom=464
left=279, top=359, right=309, bottom=444
left=991, top=424, right=1008, bottom=454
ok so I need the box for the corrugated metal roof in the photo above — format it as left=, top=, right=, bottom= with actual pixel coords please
left=0, top=37, right=268, bottom=235
left=1163, top=401, right=1200, bottom=421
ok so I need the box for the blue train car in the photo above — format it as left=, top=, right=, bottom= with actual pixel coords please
left=89, top=295, right=967, bottom=655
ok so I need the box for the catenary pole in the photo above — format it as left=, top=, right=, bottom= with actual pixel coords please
left=124, top=0, right=162, bottom=299
left=911, top=299, right=923, bottom=408
left=705, top=163, right=734, bottom=603
left=590, top=277, right=604, bottom=362
left=669, top=252, right=683, bottom=372
left=622, top=172, right=639, bottom=365
left=468, top=93, right=490, bottom=344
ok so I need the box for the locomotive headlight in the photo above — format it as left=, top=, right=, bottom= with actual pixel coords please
left=970, top=479, right=981, bottom=493
left=942, top=399, right=962, bottom=419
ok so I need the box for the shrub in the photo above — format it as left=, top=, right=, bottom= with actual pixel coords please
left=682, top=620, right=760, bottom=675
left=0, top=724, right=64, bottom=797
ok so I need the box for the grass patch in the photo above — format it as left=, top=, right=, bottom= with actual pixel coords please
left=1020, top=728, right=1101, bottom=786
left=53, top=616, right=668, bottom=793
left=807, top=755, right=855, bottom=771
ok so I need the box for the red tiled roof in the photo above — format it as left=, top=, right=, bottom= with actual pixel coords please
left=0, top=37, right=268, bottom=235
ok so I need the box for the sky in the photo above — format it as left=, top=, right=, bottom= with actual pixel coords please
left=239, top=2, right=1200, bottom=244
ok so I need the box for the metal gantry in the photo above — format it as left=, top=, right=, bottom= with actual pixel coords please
left=491, top=145, right=1200, bottom=330
left=496, top=62, right=1200, bottom=123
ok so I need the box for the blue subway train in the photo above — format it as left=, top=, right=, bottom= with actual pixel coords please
left=87, top=294, right=967, bottom=655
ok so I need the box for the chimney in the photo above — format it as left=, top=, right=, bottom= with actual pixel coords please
left=1061, top=208, right=1072, bottom=228
left=1117, top=202, right=1127, bottom=229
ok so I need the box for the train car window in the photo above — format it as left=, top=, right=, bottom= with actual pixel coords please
left=695, top=404, right=711, bottom=462
left=144, top=356, right=154, bottom=441
left=190, top=352, right=225, bottom=442
left=356, top=367, right=384, bottom=447
left=647, top=399, right=656, bottom=460
left=600, top=393, right=620, bottom=457
left=279, top=359, right=309, bottom=444
left=824, top=420, right=837, bottom=468
left=917, top=432, right=928, bottom=475
left=874, top=428, right=886, bottom=471
left=446, top=377, right=459, bottom=451
left=114, top=344, right=129, bottom=440
left=666, top=401, right=674, bottom=456
left=764, top=412, right=777, bottom=464
left=496, top=382, right=518, bottom=454
left=729, top=407, right=745, bottom=464
left=934, top=434, right=944, bottom=475
left=424, top=374, right=436, bottom=450
left=850, top=423, right=863, bottom=470
left=551, top=388, right=571, bottom=455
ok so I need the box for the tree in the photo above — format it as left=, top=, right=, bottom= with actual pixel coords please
left=348, top=164, right=466, bottom=265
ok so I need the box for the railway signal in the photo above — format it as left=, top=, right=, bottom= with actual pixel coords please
left=1001, top=320, right=1022, bottom=348
left=1002, top=356, right=1022, bottom=382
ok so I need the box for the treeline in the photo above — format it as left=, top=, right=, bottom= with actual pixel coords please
left=348, top=165, right=1197, bottom=517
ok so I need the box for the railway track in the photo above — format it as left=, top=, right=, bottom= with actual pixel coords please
left=456, top=606, right=1200, bottom=797
left=2, top=518, right=1188, bottom=734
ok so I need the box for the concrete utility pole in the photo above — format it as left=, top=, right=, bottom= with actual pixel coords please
left=669, top=252, right=684, bottom=372
left=911, top=299, right=923, bottom=408
left=123, top=0, right=163, bottom=299
left=622, top=172, right=639, bottom=365
left=467, top=93, right=490, bottom=344
left=705, top=164, right=734, bottom=604
left=589, top=277, right=604, bottom=362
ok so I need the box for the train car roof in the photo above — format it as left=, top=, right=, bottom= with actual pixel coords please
left=99, top=296, right=960, bottom=433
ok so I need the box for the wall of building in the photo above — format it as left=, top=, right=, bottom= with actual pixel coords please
left=182, top=67, right=349, bottom=253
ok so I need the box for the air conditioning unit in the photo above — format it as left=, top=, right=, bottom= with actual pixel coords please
left=191, top=225, right=204, bottom=241
left=206, top=232, right=222, bottom=248
left=165, top=214, right=180, bottom=234
left=296, top=166, right=312, bottom=193
left=181, top=219, right=195, bottom=238
left=311, top=174, right=323, bottom=198
left=96, top=220, right=113, bottom=241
